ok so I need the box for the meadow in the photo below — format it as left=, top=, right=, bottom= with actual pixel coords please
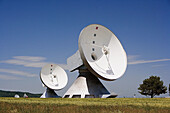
left=0, top=97, right=170, bottom=113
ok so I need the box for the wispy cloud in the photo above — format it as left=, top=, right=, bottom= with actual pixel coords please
left=129, top=59, right=170, bottom=65
left=0, top=59, right=52, bottom=68
left=0, top=56, right=68, bottom=69
left=0, top=74, right=21, bottom=80
left=0, top=56, right=52, bottom=68
left=13, top=56, right=46, bottom=62
left=0, top=68, right=37, bottom=77
left=128, top=55, right=170, bottom=65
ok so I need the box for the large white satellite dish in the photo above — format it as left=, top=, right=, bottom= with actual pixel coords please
left=64, top=24, right=127, bottom=98
left=79, top=24, right=127, bottom=81
left=40, top=64, right=68, bottom=98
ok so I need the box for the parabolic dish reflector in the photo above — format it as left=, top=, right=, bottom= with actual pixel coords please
left=40, top=64, right=68, bottom=90
left=78, top=24, right=127, bottom=81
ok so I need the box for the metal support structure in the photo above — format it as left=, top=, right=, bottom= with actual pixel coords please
left=40, top=87, right=59, bottom=98
left=63, top=67, right=117, bottom=98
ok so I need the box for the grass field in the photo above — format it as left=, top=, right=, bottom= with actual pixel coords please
left=0, top=98, right=170, bottom=113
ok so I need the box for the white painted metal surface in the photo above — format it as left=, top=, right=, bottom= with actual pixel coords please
left=23, top=93, right=28, bottom=98
left=40, top=87, right=59, bottom=98
left=78, top=24, right=127, bottom=81
left=40, top=64, right=68, bottom=90
left=14, top=94, right=20, bottom=98
left=63, top=66, right=117, bottom=98
left=67, top=50, right=83, bottom=72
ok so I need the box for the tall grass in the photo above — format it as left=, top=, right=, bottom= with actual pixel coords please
left=0, top=98, right=170, bottom=113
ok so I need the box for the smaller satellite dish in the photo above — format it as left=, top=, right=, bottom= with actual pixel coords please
left=14, top=94, right=20, bottom=98
left=40, top=64, right=68, bottom=90
left=23, top=93, right=28, bottom=98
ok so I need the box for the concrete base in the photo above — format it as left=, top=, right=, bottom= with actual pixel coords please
left=63, top=69, right=117, bottom=98
left=40, top=87, right=60, bottom=98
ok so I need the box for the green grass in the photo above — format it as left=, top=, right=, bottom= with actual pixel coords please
left=0, top=98, right=170, bottom=113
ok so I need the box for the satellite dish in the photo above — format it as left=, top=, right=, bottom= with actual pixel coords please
left=78, top=24, right=127, bottom=81
left=64, top=24, right=127, bottom=98
left=14, top=94, right=20, bottom=98
left=40, top=64, right=68, bottom=90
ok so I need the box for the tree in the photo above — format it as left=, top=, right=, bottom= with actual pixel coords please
left=138, top=76, right=167, bottom=98
left=169, top=84, right=170, bottom=96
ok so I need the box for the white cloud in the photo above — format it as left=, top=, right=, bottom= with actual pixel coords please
left=0, top=59, right=28, bottom=66
left=13, top=56, right=46, bottom=62
left=0, top=59, right=52, bottom=68
left=0, top=74, right=21, bottom=80
left=128, top=55, right=170, bottom=65
left=0, top=56, right=49, bottom=68
left=0, top=68, right=37, bottom=77
left=0, top=56, right=68, bottom=69
left=128, top=59, right=170, bottom=65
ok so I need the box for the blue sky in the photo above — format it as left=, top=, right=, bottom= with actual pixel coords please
left=0, top=0, right=170, bottom=97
